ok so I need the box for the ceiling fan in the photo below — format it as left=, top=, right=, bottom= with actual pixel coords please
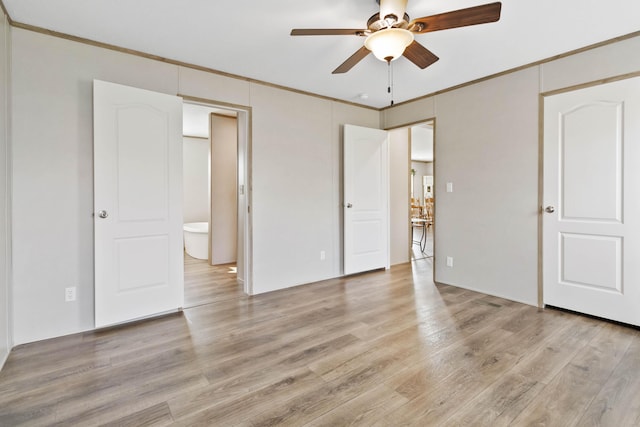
left=291, top=0, right=502, bottom=74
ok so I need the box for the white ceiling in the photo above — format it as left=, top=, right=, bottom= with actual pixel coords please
left=183, top=103, right=236, bottom=138
left=411, top=124, right=433, bottom=162
left=4, top=0, right=639, bottom=108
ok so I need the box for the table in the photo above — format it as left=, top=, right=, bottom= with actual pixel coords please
left=411, top=218, right=429, bottom=253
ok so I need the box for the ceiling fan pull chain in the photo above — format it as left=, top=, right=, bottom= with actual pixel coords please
left=388, top=61, right=395, bottom=106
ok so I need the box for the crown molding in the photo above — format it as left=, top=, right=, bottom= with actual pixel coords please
left=382, top=30, right=640, bottom=111
left=3, top=5, right=378, bottom=111
left=0, top=0, right=11, bottom=24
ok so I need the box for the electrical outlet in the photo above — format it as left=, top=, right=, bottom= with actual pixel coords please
left=65, top=286, right=76, bottom=302
left=320, top=250, right=326, bottom=261
left=446, top=257, right=454, bottom=268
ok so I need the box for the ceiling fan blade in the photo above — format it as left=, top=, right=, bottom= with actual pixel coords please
left=332, top=46, right=371, bottom=74
left=410, top=2, right=502, bottom=34
left=291, top=29, right=367, bottom=36
left=403, top=41, right=439, bottom=69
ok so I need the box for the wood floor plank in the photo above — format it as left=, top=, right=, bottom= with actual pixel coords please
left=577, top=329, right=640, bottom=426
left=507, top=314, right=603, bottom=385
left=375, top=328, right=522, bottom=425
left=2, top=257, right=640, bottom=426
left=247, top=347, right=411, bottom=426
left=440, top=373, right=544, bottom=427
left=196, top=334, right=363, bottom=408
left=50, top=347, right=209, bottom=425
left=99, top=402, right=174, bottom=427
left=303, top=384, right=408, bottom=427
left=511, top=322, right=635, bottom=426
left=170, top=367, right=324, bottom=426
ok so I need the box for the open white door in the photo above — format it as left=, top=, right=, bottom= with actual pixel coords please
left=543, top=77, right=640, bottom=326
left=344, top=124, right=389, bottom=275
left=94, top=80, right=183, bottom=328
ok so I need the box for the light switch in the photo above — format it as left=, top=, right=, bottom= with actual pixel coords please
left=446, top=182, right=453, bottom=193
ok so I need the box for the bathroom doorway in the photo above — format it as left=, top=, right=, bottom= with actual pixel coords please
left=182, top=99, right=251, bottom=306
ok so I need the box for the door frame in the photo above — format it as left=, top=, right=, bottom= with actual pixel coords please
left=181, top=95, right=253, bottom=295
left=538, top=73, right=640, bottom=309
left=385, top=118, right=436, bottom=281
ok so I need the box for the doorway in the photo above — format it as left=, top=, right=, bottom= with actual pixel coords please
left=182, top=99, right=252, bottom=306
left=409, top=122, right=434, bottom=262
left=93, top=81, right=252, bottom=328
left=388, top=120, right=435, bottom=266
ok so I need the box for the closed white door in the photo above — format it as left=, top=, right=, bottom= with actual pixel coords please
left=344, top=124, right=389, bottom=275
left=543, top=77, right=640, bottom=325
left=93, top=80, right=184, bottom=328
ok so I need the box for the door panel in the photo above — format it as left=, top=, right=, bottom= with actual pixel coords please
left=94, top=80, right=183, bottom=328
left=344, top=124, right=389, bottom=275
left=561, top=102, right=622, bottom=222
left=117, top=106, right=169, bottom=221
left=543, top=77, right=640, bottom=325
left=560, top=233, right=622, bottom=293
left=116, top=236, right=170, bottom=292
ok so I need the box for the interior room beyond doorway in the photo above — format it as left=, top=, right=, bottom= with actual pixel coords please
left=410, top=122, right=434, bottom=262
left=182, top=102, right=242, bottom=308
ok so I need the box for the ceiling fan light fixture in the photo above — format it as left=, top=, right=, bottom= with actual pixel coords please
left=364, top=28, right=414, bottom=62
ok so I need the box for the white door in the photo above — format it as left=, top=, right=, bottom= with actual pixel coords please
left=344, top=124, right=389, bottom=275
left=543, top=77, right=640, bottom=326
left=94, top=80, right=184, bottom=328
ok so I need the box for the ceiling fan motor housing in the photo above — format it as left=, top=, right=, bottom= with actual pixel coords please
left=378, top=0, right=409, bottom=23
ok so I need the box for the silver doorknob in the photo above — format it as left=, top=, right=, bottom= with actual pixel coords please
left=346, top=203, right=353, bottom=208
left=545, top=206, right=555, bottom=213
left=98, top=210, right=109, bottom=218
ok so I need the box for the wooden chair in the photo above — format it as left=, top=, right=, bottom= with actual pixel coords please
left=424, top=200, right=434, bottom=226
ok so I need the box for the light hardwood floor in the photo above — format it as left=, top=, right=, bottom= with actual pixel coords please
left=1, top=257, right=640, bottom=426
left=183, top=254, right=240, bottom=308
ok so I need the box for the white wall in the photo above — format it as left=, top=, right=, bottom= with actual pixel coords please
left=435, top=68, right=540, bottom=304
left=11, top=29, right=180, bottom=344
left=236, top=111, right=248, bottom=285
left=182, top=137, right=209, bottom=224
left=10, top=28, right=379, bottom=344
left=383, top=96, right=435, bottom=130
left=540, top=36, right=640, bottom=93
left=383, top=34, right=640, bottom=306
left=249, top=84, right=334, bottom=292
left=411, top=161, right=433, bottom=204
left=210, top=115, right=237, bottom=265
left=410, top=126, right=433, bottom=161
left=0, top=11, right=11, bottom=368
